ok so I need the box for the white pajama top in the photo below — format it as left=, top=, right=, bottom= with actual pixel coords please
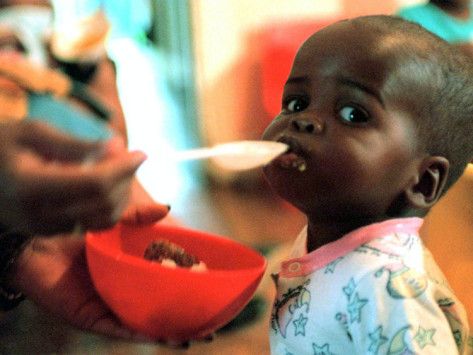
left=270, top=218, right=472, bottom=354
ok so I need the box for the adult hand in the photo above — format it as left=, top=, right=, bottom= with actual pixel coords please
left=9, top=235, right=151, bottom=341
left=0, top=120, right=146, bottom=235
left=7, top=203, right=214, bottom=344
left=7, top=201, right=172, bottom=341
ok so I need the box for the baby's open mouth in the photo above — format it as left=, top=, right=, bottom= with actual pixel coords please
left=275, top=137, right=307, bottom=172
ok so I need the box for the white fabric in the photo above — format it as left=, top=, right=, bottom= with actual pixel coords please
left=270, top=218, right=471, bottom=354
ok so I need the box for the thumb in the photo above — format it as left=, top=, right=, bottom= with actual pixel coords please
left=19, top=120, right=104, bottom=162
left=120, top=203, right=171, bottom=225
left=94, top=149, right=147, bottom=181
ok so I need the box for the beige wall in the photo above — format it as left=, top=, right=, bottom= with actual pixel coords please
left=190, top=0, right=422, bottom=158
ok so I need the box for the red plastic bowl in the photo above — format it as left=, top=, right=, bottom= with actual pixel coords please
left=85, top=223, right=267, bottom=341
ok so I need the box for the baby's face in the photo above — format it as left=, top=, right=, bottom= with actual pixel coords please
left=262, top=21, right=423, bottom=221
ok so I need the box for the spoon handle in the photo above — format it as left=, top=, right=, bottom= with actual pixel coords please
left=172, top=147, right=217, bottom=161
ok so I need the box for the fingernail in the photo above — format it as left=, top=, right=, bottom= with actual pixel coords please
left=131, top=151, right=147, bottom=164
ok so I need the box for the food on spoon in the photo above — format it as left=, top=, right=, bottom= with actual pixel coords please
left=144, top=239, right=207, bottom=272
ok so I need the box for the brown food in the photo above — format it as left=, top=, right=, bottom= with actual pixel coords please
left=144, top=239, right=201, bottom=268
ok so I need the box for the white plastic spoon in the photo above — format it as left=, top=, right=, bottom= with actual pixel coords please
left=173, top=140, right=288, bottom=171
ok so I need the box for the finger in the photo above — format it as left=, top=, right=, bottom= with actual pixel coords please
left=21, top=150, right=146, bottom=194
left=86, top=150, right=147, bottom=182
left=21, top=216, right=77, bottom=236
left=36, top=185, right=131, bottom=232
left=120, top=203, right=171, bottom=225
left=36, top=210, right=117, bottom=235
left=12, top=151, right=145, bottom=234
left=156, top=339, right=190, bottom=349
left=78, top=203, right=129, bottom=231
left=16, top=168, right=136, bottom=235
left=75, top=304, right=154, bottom=342
left=18, top=120, right=105, bottom=162
left=89, top=316, right=149, bottom=341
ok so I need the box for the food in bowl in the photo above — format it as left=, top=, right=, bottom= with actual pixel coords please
left=144, top=239, right=207, bottom=272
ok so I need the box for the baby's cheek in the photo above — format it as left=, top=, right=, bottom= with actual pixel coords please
left=261, top=127, right=274, bottom=140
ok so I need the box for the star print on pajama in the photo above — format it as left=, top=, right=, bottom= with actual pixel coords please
left=269, top=218, right=472, bottom=354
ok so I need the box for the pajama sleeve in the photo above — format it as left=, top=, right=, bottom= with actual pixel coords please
left=346, top=269, right=467, bottom=354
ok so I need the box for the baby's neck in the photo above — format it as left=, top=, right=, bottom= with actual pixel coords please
left=306, top=216, right=387, bottom=252
left=305, top=207, right=426, bottom=252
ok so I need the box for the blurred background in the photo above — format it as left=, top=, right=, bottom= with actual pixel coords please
left=120, top=0, right=422, bottom=210
left=91, top=0, right=421, bottom=214
left=1, top=0, right=471, bottom=354
left=0, top=0, right=423, bottom=215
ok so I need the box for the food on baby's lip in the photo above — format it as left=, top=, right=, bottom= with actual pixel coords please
left=277, top=153, right=307, bottom=172
left=144, top=239, right=207, bottom=272
left=274, top=137, right=307, bottom=172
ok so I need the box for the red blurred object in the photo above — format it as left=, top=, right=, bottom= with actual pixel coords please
left=86, top=223, right=267, bottom=341
left=260, top=19, right=339, bottom=120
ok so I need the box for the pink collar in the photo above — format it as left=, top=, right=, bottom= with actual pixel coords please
left=280, top=217, right=423, bottom=278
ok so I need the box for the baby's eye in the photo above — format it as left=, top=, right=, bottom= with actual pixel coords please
left=284, top=97, right=308, bottom=112
left=338, top=105, right=370, bottom=124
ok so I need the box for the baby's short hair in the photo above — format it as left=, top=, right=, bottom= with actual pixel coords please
left=348, top=15, right=473, bottom=191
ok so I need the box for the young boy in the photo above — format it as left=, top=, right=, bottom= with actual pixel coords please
left=262, top=15, right=473, bottom=354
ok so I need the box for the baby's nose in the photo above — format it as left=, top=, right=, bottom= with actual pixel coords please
left=291, top=118, right=323, bottom=133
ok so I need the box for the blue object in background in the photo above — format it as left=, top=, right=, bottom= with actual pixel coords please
left=27, top=93, right=112, bottom=141
left=398, top=3, right=473, bottom=43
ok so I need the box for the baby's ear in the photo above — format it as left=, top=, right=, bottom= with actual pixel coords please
left=405, top=156, right=449, bottom=210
